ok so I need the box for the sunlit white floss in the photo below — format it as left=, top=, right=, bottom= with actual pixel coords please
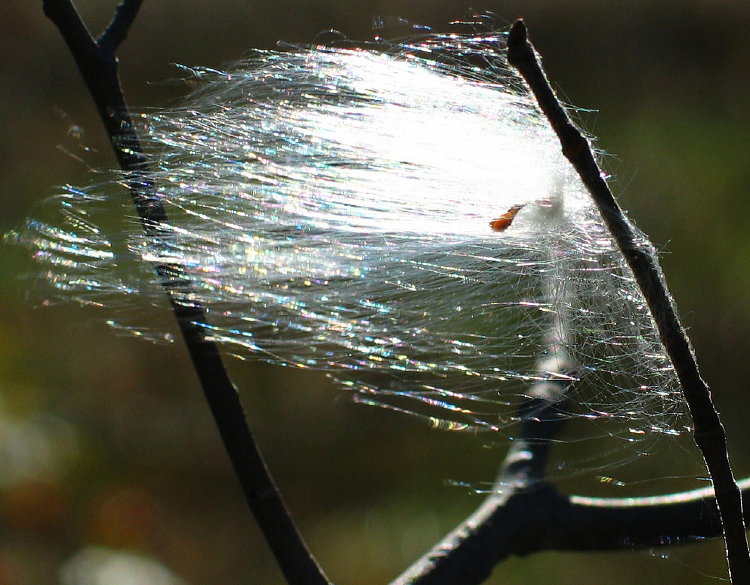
left=11, top=33, right=687, bottom=443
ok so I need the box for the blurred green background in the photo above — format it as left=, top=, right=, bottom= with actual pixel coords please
left=2, top=1, right=750, bottom=583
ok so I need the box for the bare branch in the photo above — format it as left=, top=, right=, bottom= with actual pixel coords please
left=42, top=2, right=331, bottom=584
left=506, top=19, right=750, bottom=584
left=557, top=477, right=750, bottom=550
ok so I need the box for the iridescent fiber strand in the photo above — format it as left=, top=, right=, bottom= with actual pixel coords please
left=9, top=33, right=687, bottom=445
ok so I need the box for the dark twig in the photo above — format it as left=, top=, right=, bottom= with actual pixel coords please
left=558, top=477, right=750, bottom=550
left=43, top=2, right=330, bottom=584
left=507, top=19, right=750, bottom=584
left=43, top=0, right=160, bottom=224
left=98, top=0, right=143, bottom=53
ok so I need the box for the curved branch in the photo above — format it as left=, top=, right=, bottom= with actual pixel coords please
left=572, top=477, right=750, bottom=510
left=42, top=2, right=330, bottom=584
left=557, top=477, right=750, bottom=550
left=507, top=19, right=750, bottom=584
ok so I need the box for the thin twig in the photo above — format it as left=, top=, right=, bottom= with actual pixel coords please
left=572, top=476, right=750, bottom=510
left=43, top=2, right=330, bottom=584
left=557, top=477, right=750, bottom=550
left=98, top=0, right=143, bottom=52
left=507, top=19, right=750, bottom=584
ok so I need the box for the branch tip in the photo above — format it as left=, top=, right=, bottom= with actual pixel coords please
left=506, top=20, right=529, bottom=64
left=509, top=19, right=527, bottom=41
left=99, top=0, right=144, bottom=53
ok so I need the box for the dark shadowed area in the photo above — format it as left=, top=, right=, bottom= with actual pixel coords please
left=2, top=1, right=749, bottom=584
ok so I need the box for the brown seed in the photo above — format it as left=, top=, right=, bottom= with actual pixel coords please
left=490, top=204, right=525, bottom=232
